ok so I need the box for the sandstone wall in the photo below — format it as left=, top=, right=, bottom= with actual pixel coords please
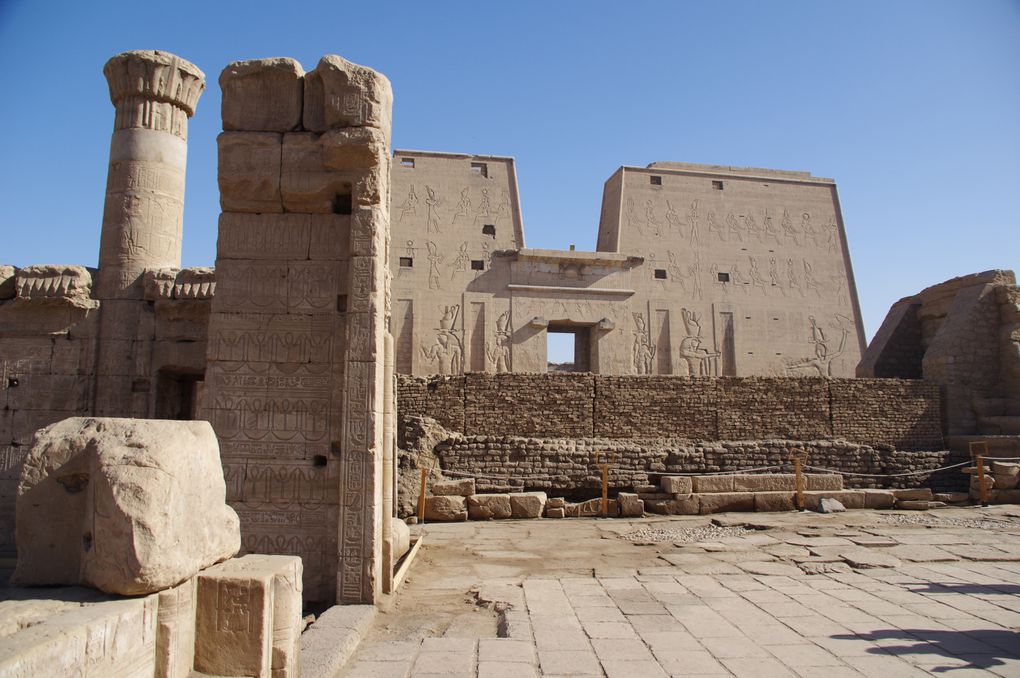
left=430, top=437, right=967, bottom=496
left=398, top=374, right=944, bottom=452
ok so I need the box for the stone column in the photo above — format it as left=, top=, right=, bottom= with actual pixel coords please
left=97, top=50, right=204, bottom=299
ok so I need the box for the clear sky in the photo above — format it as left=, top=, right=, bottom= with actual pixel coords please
left=1, top=0, right=1017, bottom=345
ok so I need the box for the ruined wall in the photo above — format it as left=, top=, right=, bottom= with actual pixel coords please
left=430, top=437, right=967, bottom=496
left=398, top=374, right=944, bottom=451
left=200, top=56, right=392, bottom=603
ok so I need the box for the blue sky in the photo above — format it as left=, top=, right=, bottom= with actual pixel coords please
left=1, top=0, right=1017, bottom=344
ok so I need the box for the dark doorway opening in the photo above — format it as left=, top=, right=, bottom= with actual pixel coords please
left=155, top=369, right=204, bottom=420
left=547, top=324, right=592, bottom=372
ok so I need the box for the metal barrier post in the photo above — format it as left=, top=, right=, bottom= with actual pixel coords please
left=417, top=466, right=429, bottom=522
left=794, top=457, right=804, bottom=510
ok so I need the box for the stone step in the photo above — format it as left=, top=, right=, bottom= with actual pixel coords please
left=691, top=473, right=843, bottom=494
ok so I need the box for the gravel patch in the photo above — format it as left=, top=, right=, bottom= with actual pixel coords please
left=876, top=512, right=1020, bottom=531
left=623, top=524, right=755, bottom=544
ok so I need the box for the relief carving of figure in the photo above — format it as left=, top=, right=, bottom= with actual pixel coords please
left=679, top=308, right=720, bottom=376
left=453, top=187, right=471, bottom=221
left=475, top=189, right=491, bottom=222
left=688, top=252, right=704, bottom=300
left=426, top=241, right=443, bottom=290
left=786, top=257, right=803, bottom=297
left=451, top=241, right=470, bottom=278
left=824, top=216, right=839, bottom=253
left=667, top=251, right=687, bottom=293
left=749, top=256, right=768, bottom=296
left=801, top=212, right=817, bottom=247
left=726, top=212, right=744, bottom=242
left=707, top=211, right=725, bottom=241
left=803, top=259, right=823, bottom=298
left=399, top=185, right=418, bottom=222
left=785, top=315, right=852, bottom=377
left=763, top=209, right=782, bottom=244
left=425, top=185, right=441, bottom=233
left=781, top=208, right=800, bottom=245
left=632, top=312, right=656, bottom=375
left=769, top=257, right=786, bottom=296
left=421, top=304, right=464, bottom=374
left=645, top=200, right=662, bottom=237
left=744, top=212, right=761, bottom=243
left=486, top=311, right=512, bottom=373
left=665, top=200, right=683, bottom=235
left=687, top=200, right=701, bottom=247
left=495, top=189, right=511, bottom=223
left=730, top=261, right=750, bottom=295
left=626, top=197, right=639, bottom=230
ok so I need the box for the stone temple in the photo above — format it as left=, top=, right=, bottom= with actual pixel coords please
left=2, top=48, right=1019, bottom=639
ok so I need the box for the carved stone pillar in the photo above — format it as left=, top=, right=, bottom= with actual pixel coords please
left=97, top=50, right=204, bottom=299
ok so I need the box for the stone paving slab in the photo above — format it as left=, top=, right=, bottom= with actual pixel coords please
left=338, top=507, right=1020, bottom=677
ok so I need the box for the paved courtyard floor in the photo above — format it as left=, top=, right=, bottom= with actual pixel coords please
left=342, top=506, right=1020, bottom=677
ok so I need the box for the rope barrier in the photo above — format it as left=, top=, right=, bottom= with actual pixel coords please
left=659, top=465, right=785, bottom=477
left=802, top=461, right=972, bottom=478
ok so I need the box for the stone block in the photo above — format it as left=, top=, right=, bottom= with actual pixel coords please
left=546, top=497, right=566, bottom=509
left=217, top=213, right=311, bottom=261
left=893, top=488, right=934, bottom=501
left=545, top=507, right=565, bottom=519
left=220, top=57, right=304, bottom=132
left=565, top=497, right=618, bottom=517
left=617, top=492, right=644, bottom=517
left=218, top=132, right=283, bottom=213
left=896, top=500, right=934, bottom=510
left=970, top=474, right=996, bottom=491
left=804, top=474, right=843, bottom=491
left=753, top=492, right=796, bottom=512
left=633, top=484, right=658, bottom=494
left=392, top=520, right=411, bottom=561
left=660, top=476, right=692, bottom=494
left=281, top=132, right=358, bottom=214
left=933, top=492, right=969, bottom=504
left=819, top=497, right=846, bottom=513
left=0, top=265, right=15, bottom=299
left=303, top=55, right=393, bottom=133
left=0, top=594, right=158, bottom=677
left=424, top=495, right=467, bottom=522
left=732, top=474, right=794, bottom=492
left=801, top=491, right=866, bottom=511
left=432, top=477, right=475, bottom=496
left=990, top=461, right=1020, bottom=476
left=698, top=492, right=754, bottom=514
left=195, top=554, right=302, bottom=678
left=864, top=490, right=896, bottom=509
left=692, top=475, right=734, bottom=493
left=300, top=605, right=375, bottom=678
left=156, top=577, right=196, bottom=678
left=993, top=473, right=1019, bottom=490
left=637, top=492, right=673, bottom=501
left=14, top=417, right=239, bottom=595
left=510, top=491, right=547, bottom=519
left=993, top=489, right=1020, bottom=504
left=468, top=494, right=512, bottom=520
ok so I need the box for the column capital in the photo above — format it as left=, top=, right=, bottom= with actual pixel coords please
left=104, top=50, right=205, bottom=116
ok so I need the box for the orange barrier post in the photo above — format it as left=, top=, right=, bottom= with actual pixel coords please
left=417, top=466, right=429, bottom=522
left=970, top=441, right=990, bottom=507
left=794, top=457, right=804, bottom=510
left=601, top=463, right=609, bottom=517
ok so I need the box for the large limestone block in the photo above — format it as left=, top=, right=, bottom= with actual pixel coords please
left=804, top=474, right=844, bottom=491
left=0, top=594, right=158, bottom=677
left=990, top=461, right=1020, bottom=476
left=993, top=473, right=1019, bottom=490
left=14, top=417, right=240, bottom=595
left=303, top=55, right=393, bottom=133
left=220, top=57, right=304, bottom=132
left=468, top=493, right=512, bottom=520
left=893, top=488, right=934, bottom=501
left=692, top=475, right=734, bottom=493
left=424, top=495, right=467, bottom=522
left=509, top=491, right=547, bottom=519
left=646, top=495, right=698, bottom=515
left=156, top=577, right=196, bottom=678
left=733, top=474, right=794, bottom=492
left=392, top=520, right=411, bottom=561
left=660, top=476, right=692, bottom=494
left=753, top=492, right=796, bottom=512
left=281, top=132, right=352, bottom=213
left=864, top=490, right=897, bottom=509
left=195, top=554, right=303, bottom=678
left=218, top=132, right=283, bottom=213
left=14, top=264, right=96, bottom=308
left=432, top=478, right=475, bottom=496
left=699, top=492, right=754, bottom=514
left=617, top=492, right=645, bottom=517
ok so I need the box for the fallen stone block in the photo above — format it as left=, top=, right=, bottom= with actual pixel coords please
left=468, top=494, right=512, bottom=520
left=546, top=497, right=566, bottom=509
left=633, top=484, right=658, bottom=494
left=692, top=475, right=734, bottom=493
left=801, top=491, right=866, bottom=511
left=510, top=492, right=547, bottom=519
left=753, top=492, right=796, bottom=512
left=391, top=519, right=411, bottom=561
left=0, top=594, right=158, bottom=677
left=195, top=554, right=303, bottom=678
left=893, top=488, right=934, bottom=501
left=660, top=476, right=692, bottom=494
left=970, top=474, right=996, bottom=491
left=565, top=498, right=618, bottom=517
left=637, top=492, right=674, bottom=501
left=896, top=500, right=935, bottom=510
left=546, top=507, right=566, bottom=519
left=933, top=492, right=969, bottom=504
left=990, top=461, right=1020, bottom=476
left=646, top=495, right=699, bottom=516
left=864, top=490, right=896, bottom=509
left=819, top=498, right=846, bottom=513
left=617, top=492, right=644, bottom=517
left=698, top=492, right=754, bottom=514
left=14, top=417, right=240, bottom=595
left=424, top=495, right=467, bottom=522
left=993, top=473, right=1019, bottom=490
left=432, top=478, right=475, bottom=496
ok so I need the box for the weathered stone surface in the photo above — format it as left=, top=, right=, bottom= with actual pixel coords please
left=646, top=495, right=699, bottom=515
left=14, top=417, right=239, bottom=595
left=660, top=476, right=692, bottom=494
left=692, top=475, right=734, bottom=493
left=754, top=492, right=796, bottom=512
left=546, top=497, right=566, bottom=509
left=432, top=478, right=475, bottom=496
left=618, top=492, right=644, bottom=517
left=839, top=547, right=901, bottom=569
left=300, top=605, right=375, bottom=678
left=565, top=497, right=619, bottom=517
left=864, top=490, right=897, bottom=509
left=14, top=265, right=96, bottom=308
left=798, top=561, right=852, bottom=575
left=0, top=265, right=17, bottom=299
left=303, top=55, right=393, bottom=133
left=156, top=577, right=196, bottom=678
left=934, top=491, right=969, bottom=504
left=392, top=520, right=411, bottom=561
left=195, top=554, right=302, bottom=678
left=993, top=473, right=1019, bottom=490
left=738, top=561, right=804, bottom=577
left=0, top=594, right=158, bottom=677
left=546, top=507, right=566, bottom=519
left=424, top=495, right=467, bottom=522
left=220, top=57, right=304, bottom=132
left=468, top=494, right=512, bottom=520
left=800, top=490, right=866, bottom=510
left=803, top=474, right=844, bottom=491
left=698, top=492, right=754, bottom=514
left=218, top=132, right=283, bottom=213
left=897, top=500, right=936, bottom=510
left=893, top=488, right=934, bottom=501
left=990, top=461, right=1020, bottom=476
left=509, top=491, right=547, bottom=519
left=819, top=497, right=846, bottom=513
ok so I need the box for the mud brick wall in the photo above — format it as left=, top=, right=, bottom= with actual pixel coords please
left=429, top=437, right=967, bottom=498
left=831, top=379, right=943, bottom=451
left=594, top=377, right=716, bottom=439
left=398, top=374, right=944, bottom=451
left=464, top=373, right=594, bottom=438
